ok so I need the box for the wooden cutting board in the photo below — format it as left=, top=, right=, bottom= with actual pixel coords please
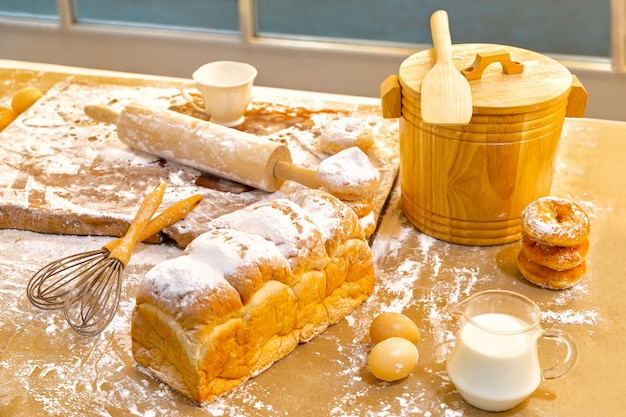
left=0, top=75, right=399, bottom=247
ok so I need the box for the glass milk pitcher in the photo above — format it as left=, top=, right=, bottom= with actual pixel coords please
left=446, top=290, right=578, bottom=412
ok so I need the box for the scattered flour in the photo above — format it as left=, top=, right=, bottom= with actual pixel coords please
left=0, top=81, right=607, bottom=417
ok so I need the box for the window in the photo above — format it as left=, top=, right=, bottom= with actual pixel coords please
left=0, top=1, right=613, bottom=58
left=256, top=0, right=611, bottom=58
left=0, top=0, right=56, bottom=19
left=72, top=0, right=238, bottom=33
left=0, top=0, right=624, bottom=120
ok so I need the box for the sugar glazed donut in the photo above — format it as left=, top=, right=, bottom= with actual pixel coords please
left=520, top=197, right=590, bottom=247
left=517, top=251, right=586, bottom=290
left=520, top=234, right=589, bottom=271
left=517, top=196, right=590, bottom=290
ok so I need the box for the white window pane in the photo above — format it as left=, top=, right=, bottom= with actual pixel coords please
left=0, top=0, right=57, bottom=19
left=72, top=0, right=239, bottom=32
left=256, top=0, right=610, bottom=57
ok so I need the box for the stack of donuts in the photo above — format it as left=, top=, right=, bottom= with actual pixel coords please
left=517, top=196, right=590, bottom=289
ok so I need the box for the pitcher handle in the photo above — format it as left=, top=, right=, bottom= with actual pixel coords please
left=540, top=328, right=579, bottom=380
left=180, top=81, right=206, bottom=113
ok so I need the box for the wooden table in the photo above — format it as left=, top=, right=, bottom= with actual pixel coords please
left=0, top=60, right=624, bottom=416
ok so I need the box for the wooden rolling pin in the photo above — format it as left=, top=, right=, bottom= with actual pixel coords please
left=84, top=102, right=320, bottom=192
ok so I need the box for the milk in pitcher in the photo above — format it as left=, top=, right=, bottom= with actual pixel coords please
left=446, top=313, right=541, bottom=411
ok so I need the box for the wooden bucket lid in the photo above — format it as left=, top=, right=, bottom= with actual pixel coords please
left=398, top=43, right=573, bottom=116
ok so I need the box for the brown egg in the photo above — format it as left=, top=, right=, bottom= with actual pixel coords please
left=368, top=337, right=419, bottom=382
left=369, top=312, right=420, bottom=345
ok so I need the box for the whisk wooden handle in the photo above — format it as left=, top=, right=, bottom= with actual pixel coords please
left=103, top=193, right=203, bottom=252
left=138, top=193, right=203, bottom=240
left=107, top=181, right=167, bottom=266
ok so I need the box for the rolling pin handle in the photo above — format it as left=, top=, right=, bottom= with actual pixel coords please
left=273, top=161, right=321, bottom=189
left=84, top=105, right=120, bottom=124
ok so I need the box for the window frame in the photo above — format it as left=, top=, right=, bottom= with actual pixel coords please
left=2, top=0, right=622, bottom=70
left=51, top=0, right=626, bottom=73
left=611, top=0, right=626, bottom=71
left=0, top=0, right=624, bottom=120
left=62, top=0, right=626, bottom=69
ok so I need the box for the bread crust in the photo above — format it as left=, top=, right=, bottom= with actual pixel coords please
left=131, top=190, right=375, bottom=403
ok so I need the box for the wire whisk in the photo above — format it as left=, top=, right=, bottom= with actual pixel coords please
left=26, top=181, right=202, bottom=336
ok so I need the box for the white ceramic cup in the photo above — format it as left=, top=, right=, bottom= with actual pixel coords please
left=180, top=61, right=257, bottom=127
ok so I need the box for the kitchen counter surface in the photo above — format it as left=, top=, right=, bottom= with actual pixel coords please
left=0, top=60, right=624, bottom=416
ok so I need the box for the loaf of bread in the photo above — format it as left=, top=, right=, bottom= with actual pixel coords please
left=131, top=189, right=375, bottom=403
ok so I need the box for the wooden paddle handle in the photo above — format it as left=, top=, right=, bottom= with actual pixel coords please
left=430, top=10, right=453, bottom=64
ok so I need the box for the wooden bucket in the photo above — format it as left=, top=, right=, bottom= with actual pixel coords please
left=381, top=44, right=587, bottom=246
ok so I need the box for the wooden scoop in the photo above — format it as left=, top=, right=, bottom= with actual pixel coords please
left=420, top=10, right=473, bottom=126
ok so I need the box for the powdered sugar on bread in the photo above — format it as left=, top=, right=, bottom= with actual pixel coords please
left=317, top=146, right=380, bottom=201
left=209, top=198, right=329, bottom=273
